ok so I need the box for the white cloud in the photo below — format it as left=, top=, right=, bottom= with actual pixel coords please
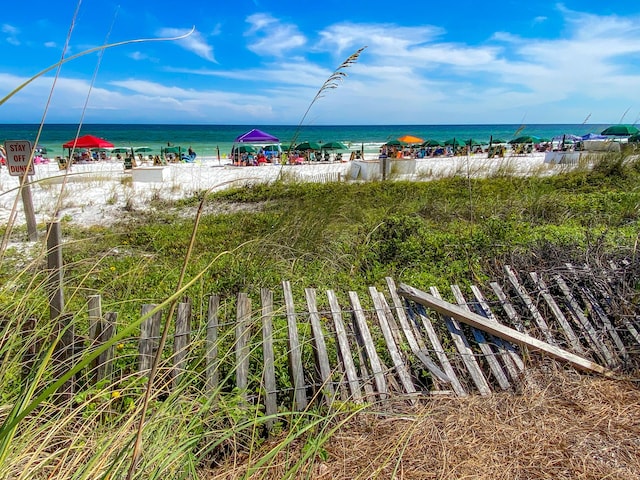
left=245, top=13, right=306, bottom=57
left=2, top=24, right=20, bottom=46
left=44, top=41, right=57, bottom=48
left=157, top=27, right=216, bottom=62
left=129, top=51, right=148, bottom=61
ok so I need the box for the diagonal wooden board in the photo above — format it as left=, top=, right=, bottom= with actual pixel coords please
left=397, top=283, right=615, bottom=377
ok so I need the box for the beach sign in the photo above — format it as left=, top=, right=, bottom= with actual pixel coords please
left=4, top=140, right=35, bottom=176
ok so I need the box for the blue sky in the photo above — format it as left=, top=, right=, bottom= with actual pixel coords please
left=1, top=1, right=639, bottom=125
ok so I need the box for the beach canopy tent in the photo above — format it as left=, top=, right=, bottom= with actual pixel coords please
left=62, top=134, right=114, bottom=149
left=235, top=128, right=279, bottom=143
left=601, top=124, right=639, bottom=136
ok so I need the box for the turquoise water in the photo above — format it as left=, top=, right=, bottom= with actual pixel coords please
left=0, top=123, right=612, bottom=158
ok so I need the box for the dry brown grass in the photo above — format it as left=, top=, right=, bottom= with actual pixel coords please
left=202, top=369, right=640, bottom=479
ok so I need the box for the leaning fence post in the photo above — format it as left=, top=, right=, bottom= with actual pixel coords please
left=47, top=221, right=64, bottom=323
left=173, top=301, right=191, bottom=389
left=54, top=313, right=75, bottom=404
left=235, top=293, right=252, bottom=402
left=96, top=312, right=116, bottom=382
left=206, top=295, right=220, bottom=393
left=88, top=295, right=102, bottom=383
left=139, top=304, right=161, bottom=376
left=261, top=288, right=277, bottom=429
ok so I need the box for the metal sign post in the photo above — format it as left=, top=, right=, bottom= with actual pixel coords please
left=4, top=140, right=38, bottom=241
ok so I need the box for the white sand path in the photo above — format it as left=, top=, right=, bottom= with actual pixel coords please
left=0, top=152, right=554, bottom=229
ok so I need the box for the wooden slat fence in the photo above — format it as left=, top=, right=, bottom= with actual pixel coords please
left=36, top=263, right=640, bottom=424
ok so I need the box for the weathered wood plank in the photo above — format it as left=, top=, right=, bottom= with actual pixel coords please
left=88, top=295, right=102, bottom=348
left=260, top=288, right=277, bottom=428
left=139, top=304, right=161, bottom=376
left=385, top=277, right=426, bottom=351
left=173, top=302, right=191, bottom=389
left=95, top=312, right=115, bottom=382
left=398, top=283, right=613, bottom=376
left=369, top=287, right=417, bottom=400
left=327, top=290, right=363, bottom=403
left=88, top=295, right=102, bottom=382
left=409, top=304, right=467, bottom=396
left=505, top=265, right=557, bottom=345
left=451, top=285, right=510, bottom=391
left=206, top=295, right=220, bottom=393
left=235, top=293, right=251, bottom=401
left=554, top=274, right=617, bottom=368
left=305, top=288, right=336, bottom=404
left=528, top=272, right=585, bottom=355
left=565, top=263, right=629, bottom=361
left=606, top=262, right=640, bottom=345
left=282, top=281, right=308, bottom=411
left=349, top=291, right=388, bottom=399
left=384, top=277, right=451, bottom=383
left=469, top=285, right=525, bottom=375
left=429, top=287, right=492, bottom=396
left=490, top=282, right=527, bottom=333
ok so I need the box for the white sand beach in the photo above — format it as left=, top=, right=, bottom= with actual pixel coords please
left=0, top=152, right=554, bottom=230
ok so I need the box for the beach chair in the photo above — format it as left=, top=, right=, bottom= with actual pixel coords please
left=57, top=156, right=69, bottom=170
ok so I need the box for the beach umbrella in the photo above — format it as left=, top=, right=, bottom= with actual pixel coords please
left=234, top=145, right=256, bottom=154
left=111, top=147, right=132, bottom=154
left=463, top=138, right=485, bottom=146
left=509, top=135, right=542, bottom=144
left=262, top=144, right=281, bottom=152
left=398, top=135, right=424, bottom=144
left=164, top=146, right=182, bottom=154
left=490, top=138, right=506, bottom=144
left=421, top=139, right=443, bottom=147
left=384, top=139, right=408, bottom=147
left=600, top=124, right=639, bottom=136
left=628, top=133, right=640, bottom=143
left=321, top=141, right=349, bottom=150
left=134, top=146, right=153, bottom=153
left=444, top=138, right=465, bottom=146
left=295, top=141, right=321, bottom=150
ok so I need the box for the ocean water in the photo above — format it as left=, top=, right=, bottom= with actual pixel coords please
left=0, top=123, right=613, bottom=159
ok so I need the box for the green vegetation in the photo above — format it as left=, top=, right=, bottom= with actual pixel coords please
left=1, top=153, right=640, bottom=478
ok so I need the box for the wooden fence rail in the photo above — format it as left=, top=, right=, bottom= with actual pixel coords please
left=32, top=263, right=640, bottom=420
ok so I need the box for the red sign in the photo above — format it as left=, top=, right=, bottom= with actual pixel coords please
left=4, top=140, right=34, bottom=176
